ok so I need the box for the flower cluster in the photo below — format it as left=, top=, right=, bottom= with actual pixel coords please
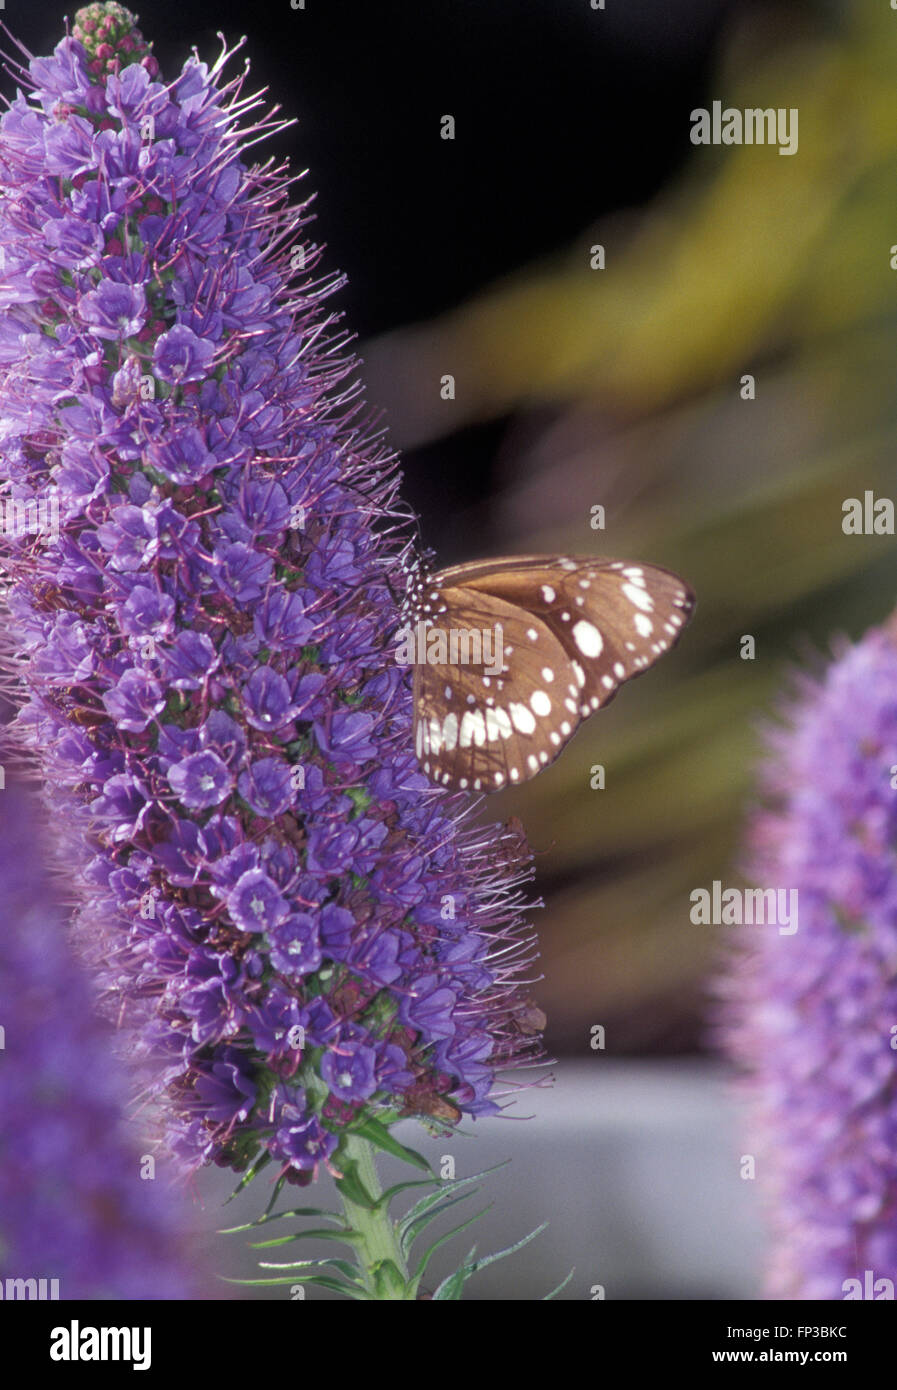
left=720, top=627, right=897, bottom=1298
left=0, top=7, right=542, bottom=1181
left=0, top=777, right=203, bottom=1298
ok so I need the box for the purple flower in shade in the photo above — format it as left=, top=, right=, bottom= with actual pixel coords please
left=321, top=1041, right=378, bottom=1102
left=226, top=869, right=290, bottom=934
left=147, top=427, right=217, bottom=485
left=0, top=5, right=545, bottom=1186
left=161, top=631, right=219, bottom=690
left=238, top=757, right=294, bottom=818
left=269, top=913, right=323, bottom=978
left=241, top=666, right=296, bottom=732
left=0, top=780, right=205, bottom=1298
left=153, top=324, right=216, bottom=383
left=102, top=666, right=165, bottom=731
left=193, top=1047, right=257, bottom=1125
left=272, top=1100, right=339, bottom=1173
left=96, top=504, right=158, bottom=571
left=168, top=750, right=233, bottom=810
left=215, top=542, right=274, bottom=604
left=121, top=583, right=175, bottom=637
left=719, top=626, right=897, bottom=1299
left=253, top=589, right=314, bottom=650
left=79, top=279, right=146, bottom=339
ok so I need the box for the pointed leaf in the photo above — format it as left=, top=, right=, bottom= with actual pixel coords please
left=352, top=1117, right=431, bottom=1173
left=220, top=1273, right=373, bottom=1299
left=249, top=1226, right=362, bottom=1249
left=334, top=1159, right=378, bottom=1211
left=429, top=1266, right=471, bottom=1301
left=225, top=1151, right=271, bottom=1202
left=374, top=1177, right=438, bottom=1215
left=398, top=1162, right=508, bottom=1238
left=466, top=1222, right=548, bottom=1276
left=263, top=1171, right=288, bottom=1218
left=431, top=1244, right=479, bottom=1301
left=400, top=1190, right=476, bottom=1259
left=257, top=1256, right=363, bottom=1280
left=413, top=1207, right=490, bottom=1285
left=543, top=1267, right=576, bottom=1300
left=372, top=1258, right=409, bottom=1299
left=219, top=1206, right=345, bottom=1235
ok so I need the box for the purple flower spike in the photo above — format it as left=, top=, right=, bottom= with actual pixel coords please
left=0, top=781, right=206, bottom=1298
left=153, top=325, right=216, bottom=384
left=80, top=279, right=146, bottom=339
left=169, top=750, right=234, bottom=810
left=227, top=869, right=290, bottom=935
left=238, top=756, right=294, bottom=818
left=721, top=625, right=897, bottom=1299
left=0, top=6, right=545, bottom=1184
left=321, top=1042, right=379, bottom=1103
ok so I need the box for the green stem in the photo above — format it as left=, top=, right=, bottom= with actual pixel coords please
left=338, top=1135, right=415, bottom=1300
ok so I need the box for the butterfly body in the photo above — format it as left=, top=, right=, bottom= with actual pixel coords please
left=399, top=554, right=695, bottom=791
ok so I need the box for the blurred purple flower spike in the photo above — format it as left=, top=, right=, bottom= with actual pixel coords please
left=721, top=625, right=897, bottom=1299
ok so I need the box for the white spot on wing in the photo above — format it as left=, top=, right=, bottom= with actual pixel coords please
left=623, top=582, right=653, bottom=612
left=572, top=620, right=603, bottom=658
left=510, top=701, right=536, bottom=735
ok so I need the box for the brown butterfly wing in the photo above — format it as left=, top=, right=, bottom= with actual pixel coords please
left=411, top=555, right=695, bottom=790
left=441, top=556, right=694, bottom=713
left=412, top=585, right=583, bottom=790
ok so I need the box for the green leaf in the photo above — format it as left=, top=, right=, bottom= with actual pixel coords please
left=249, top=1227, right=362, bottom=1250
left=397, top=1162, right=509, bottom=1238
left=352, top=1117, right=431, bottom=1173
left=431, top=1245, right=479, bottom=1301
left=543, top=1267, right=576, bottom=1300
left=465, top=1221, right=548, bottom=1276
left=220, top=1273, right=373, bottom=1299
left=218, top=1206, right=346, bottom=1235
left=310, top=1258, right=366, bottom=1286
left=412, top=1207, right=491, bottom=1286
left=399, top=1190, right=476, bottom=1259
left=257, top=1257, right=362, bottom=1279
left=371, top=1259, right=408, bottom=1299
left=334, top=1159, right=378, bottom=1211
left=430, top=1223, right=549, bottom=1300
left=262, top=1172, right=288, bottom=1219
left=429, top=1267, right=470, bottom=1300
left=224, top=1151, right=271, bottom=1203
left=373, top=1178, right=439, bottom=1215
left=249, top=1255, right=367, bottom=1289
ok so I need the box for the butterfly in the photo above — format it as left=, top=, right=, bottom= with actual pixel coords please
left=398, top=554, right=695, bottom=791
